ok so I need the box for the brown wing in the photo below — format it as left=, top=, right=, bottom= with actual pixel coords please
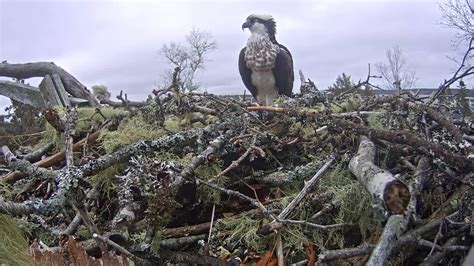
left=272, top=44, right=294, bottom=97
left=238, top=47, right=258, bottom=99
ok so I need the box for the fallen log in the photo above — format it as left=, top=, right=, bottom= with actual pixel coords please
left=349, top=135, right=410, bottom=215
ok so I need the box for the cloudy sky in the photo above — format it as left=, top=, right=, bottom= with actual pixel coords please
left=0, top=0, right=467, bottom=110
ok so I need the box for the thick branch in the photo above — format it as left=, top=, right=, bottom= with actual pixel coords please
left=1, top=146, right=57, bottom=182
left=319, top=211, right=460, bottom=262
left=335, top=119, right=472, bottom=172
left=367, top=214, right=406, bottom=265
left=349, top=136, right=410, bottom=215
left=1, top=130, right=101, bottom=183
left=100, top=98, right=146, bottom=108
left=22, top=142, right=54, bottom=163
left=0, top=62, right=99, bottom=106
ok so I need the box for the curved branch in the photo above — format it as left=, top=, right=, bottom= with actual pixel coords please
left=0, top=62, right=99, bottom=106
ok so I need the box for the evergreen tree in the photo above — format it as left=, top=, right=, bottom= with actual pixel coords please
left=327, top=73, right=354, bottom=98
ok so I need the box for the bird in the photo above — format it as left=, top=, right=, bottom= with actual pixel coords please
left=239, top=14, right=294, bottom=105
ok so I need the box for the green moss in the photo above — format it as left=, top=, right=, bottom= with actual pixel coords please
left=320, top=165, right=381, bottom=242
left=153, top=152, right=225, bottom=204
left=89, top=165, right=121, bottom=189
left=154, top=151, right=193, bottom=165
left=0, top=182, right=16, bottom=199
left=205, top=115, right=219, bottom=125
left=150, top=228, right=165, bottom=256
left=75, top=225, right=92, bottom=240
left=89, top=165, right=121, bottom=201
left=275, top=159, right=380, bottom=250
left=216, top=216, right=273, bottom=254
left=91, top=85, right=110, bottom=101
left=282, top=225, right=311, bottom=260
left=215, top=216, right=309, bottom=261
left=35, top=106, right=121, bottom=150
left=195, top=163, right=226, bottom=204
left=367, top=111, right=386, bottom=129
left=170, top=112, right=217, bottom=131
left=163, top=117, right=182, bottom=132
left=75, top=107, right=119, bottom=132
left=331, top=97, right=361, bottom=113
left=211, top=159, right=380, bottom=256
left=101, top=115, right=167, bottom=153
left=0, top=214, right=34, bottom=265
left=36, top=122, right=65, bottom=150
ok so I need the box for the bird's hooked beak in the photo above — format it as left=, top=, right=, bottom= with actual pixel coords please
left=242, top=21, right=250, bottom=31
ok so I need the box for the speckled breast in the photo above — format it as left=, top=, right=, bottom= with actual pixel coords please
left=245, top=43, right=279, bottom=72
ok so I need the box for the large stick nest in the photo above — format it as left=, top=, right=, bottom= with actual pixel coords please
left=0, top=78, right=472, bottom=265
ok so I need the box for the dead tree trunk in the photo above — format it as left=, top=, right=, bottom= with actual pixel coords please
left=0, top=62, right=99, bottom=106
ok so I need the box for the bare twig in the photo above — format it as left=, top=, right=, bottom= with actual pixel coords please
left=280, top=219, right=346, bottom=230
left=367, top=214, right=407, bottom=265
left=100, top=98, right=146, bottom=108
left=93, top=233, right=149, bottom=264
left=64, top=107, right=77, bottom=167
left=420, top=236, right=461, bottom=265
left=256, top=154, right=337, bottom=236
left=208, top=203, right=216, bottom=244
left=428, top=37, right=474, bottom=105
left=196, top=178, right=277, bottom=220
left=278, top=153, right=336, bottom=219
left=210, top=138, right=260, bottom=182
left=425, top=223, right=444, bottom=259
left=334, top=63, right=382, bottom=100
left=319, top=211, right=461, bottom=262
left=276, top=232, right=284, bottom=266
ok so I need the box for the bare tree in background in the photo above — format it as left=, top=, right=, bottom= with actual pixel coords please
left=438, top=0, right=474, bottom=77
left=160, top=28, right=217, bottom=91
left=428, top=0, right=474, bottom=103
left=439, top=0, right=474, bottom=45
left=376, top=46, right=417, bottom=91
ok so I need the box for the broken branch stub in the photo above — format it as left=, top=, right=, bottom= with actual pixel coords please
left=349, top=135, right=410, bottom=216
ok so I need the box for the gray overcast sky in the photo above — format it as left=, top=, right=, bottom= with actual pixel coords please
left=0, top=0, right=466, bottom=110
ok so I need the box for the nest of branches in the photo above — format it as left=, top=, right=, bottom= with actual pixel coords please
left=0, top=74, right=472, bottom=265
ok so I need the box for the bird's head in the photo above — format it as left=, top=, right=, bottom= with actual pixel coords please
left=242, top=14, right=276, bottom=37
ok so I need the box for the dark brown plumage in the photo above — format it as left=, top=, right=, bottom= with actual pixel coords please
left=239, top=14, right=294, bottom=105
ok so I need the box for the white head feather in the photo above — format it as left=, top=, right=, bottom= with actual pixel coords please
left=248, top=14, right=274, bottom=21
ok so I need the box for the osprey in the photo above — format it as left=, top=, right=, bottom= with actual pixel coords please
left=239, top=14, right=294, bottom=105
